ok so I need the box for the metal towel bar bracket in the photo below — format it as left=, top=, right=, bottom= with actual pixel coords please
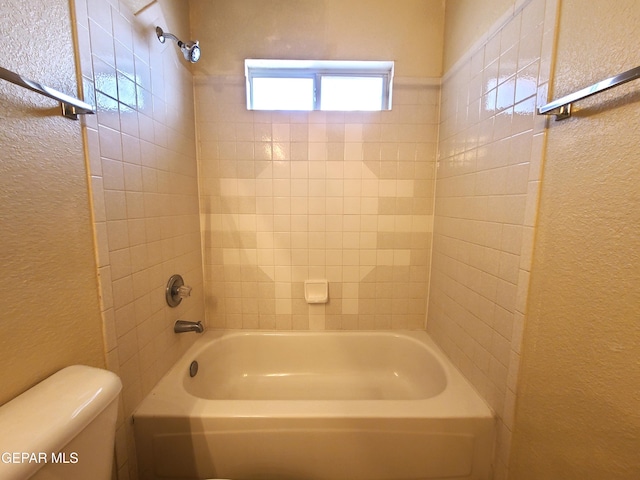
left=538, top=65, right=640, bottom=120
left=0, top=66, right=95, bottom=120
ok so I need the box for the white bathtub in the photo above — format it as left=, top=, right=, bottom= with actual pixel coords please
left=134, top=331, right=495, bottom=480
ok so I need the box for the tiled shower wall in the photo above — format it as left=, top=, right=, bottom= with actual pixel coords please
left=428, top=0, right=557, bottom=478
left=195, top=78, right=439, bottom=330
left=73, top=0, right=204, bottom=478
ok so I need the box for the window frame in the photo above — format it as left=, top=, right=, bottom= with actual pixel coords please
left=245, top=59, right=394, bottom=111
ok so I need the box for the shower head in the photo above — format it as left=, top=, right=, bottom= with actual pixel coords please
left=156, top=26, right=201, bottom=63
left=178, top=39, right=201, bottom=63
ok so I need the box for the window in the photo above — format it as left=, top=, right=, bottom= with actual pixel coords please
left=245, top=60, right=394, bottom=111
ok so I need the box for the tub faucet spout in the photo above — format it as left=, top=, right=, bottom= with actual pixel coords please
left=174, top=320, right=204, bottom=334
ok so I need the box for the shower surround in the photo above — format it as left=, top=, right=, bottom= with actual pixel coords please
left=430, top=0, right=558, bottom=478
left=190, top=0, right=444, bottom=332
left=72, top=0, right=205, bottom=478
left=71, top=0, right=556, bottom=478
left=195, top=78, right=439, bottom=330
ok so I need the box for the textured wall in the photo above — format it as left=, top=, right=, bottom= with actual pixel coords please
left=189, top=0, right=445, bottom=78
left=430, top=0, right=558, bottom=477
left=510, top=1, right=640, bottom=478
left=0, top=0, right=105, bottom=405
left=72, top=0, right=205, bottom=477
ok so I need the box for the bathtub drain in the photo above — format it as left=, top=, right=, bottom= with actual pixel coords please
left=189, top=361, right=198, bottom=377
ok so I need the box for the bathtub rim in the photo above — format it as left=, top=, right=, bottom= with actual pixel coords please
left=134, top=330, right=495, bottom=421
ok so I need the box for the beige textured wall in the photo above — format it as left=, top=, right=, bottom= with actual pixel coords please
left=443, top=0, right=516, bottom=73
left=510, top=1, right=640, bottom=478
left=190, top=0, right=444, bottom=78
left=73, top=0, right=205, bottom=477
left=0, top=0, right=105, bottom=406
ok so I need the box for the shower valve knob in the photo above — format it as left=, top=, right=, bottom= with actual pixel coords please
left=166, top=274, right=191, bottom=307
left=177, top=285, right=192, bottom=299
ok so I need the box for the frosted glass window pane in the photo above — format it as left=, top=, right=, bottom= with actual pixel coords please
left=320, top=76, right=384, bottom=111
left=252, top=77, right=314, bottom=110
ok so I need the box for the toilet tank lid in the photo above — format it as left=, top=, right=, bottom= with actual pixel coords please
left=0, top=365, right=122, bottom=467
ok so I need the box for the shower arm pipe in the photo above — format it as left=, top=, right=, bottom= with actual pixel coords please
left=0, top=65, right=95, bottom=120
left=159, top=30, right=180, bottom=44
left=538, top=65, right=640, bottom=120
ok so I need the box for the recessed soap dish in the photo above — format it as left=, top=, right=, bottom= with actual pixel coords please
left=304, top=280, right=329, bottom=304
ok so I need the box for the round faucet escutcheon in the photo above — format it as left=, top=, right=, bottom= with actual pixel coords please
left=166, top=274, right=192, bottom=307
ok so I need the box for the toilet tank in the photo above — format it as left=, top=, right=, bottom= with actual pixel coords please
left=0, top=365, right=122, bottom=480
